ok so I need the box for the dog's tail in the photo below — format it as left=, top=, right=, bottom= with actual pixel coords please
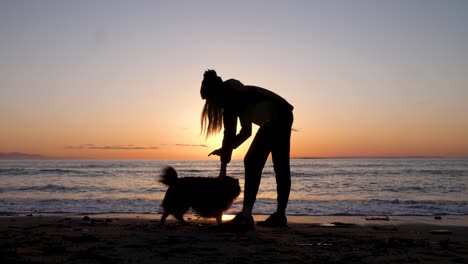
left=159, top=166, right=178, bottom=186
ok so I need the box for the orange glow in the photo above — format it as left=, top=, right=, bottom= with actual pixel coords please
left=2, top=116, right=467, bottom=160
left=1, top=1, right=468, bottom=160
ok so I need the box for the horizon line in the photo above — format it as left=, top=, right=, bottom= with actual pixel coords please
left=1, top=156, right=466, bottom=161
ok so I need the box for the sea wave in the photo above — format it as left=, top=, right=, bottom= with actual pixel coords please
left=0, top=185, right=166, bottom=194
left=0, top=197, right=466, bottom=216
left=1, top=159, right=467, bottom=216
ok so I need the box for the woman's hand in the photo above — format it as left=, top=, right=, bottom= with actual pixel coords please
left=219, top=162, right=227, bottom=178
left=208, top=149, right=226, bottom=177
left=208, top=148, right=222, bottom=157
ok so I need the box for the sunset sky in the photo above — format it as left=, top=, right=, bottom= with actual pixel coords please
left=1, top=0, right=467, bottom=160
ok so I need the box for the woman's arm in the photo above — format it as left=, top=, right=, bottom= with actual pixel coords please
left=233, top=117, right=252, bottom=149
left=220, top=110, right=237, bottom=164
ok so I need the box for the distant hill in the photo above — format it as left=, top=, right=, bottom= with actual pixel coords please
left=0, top=152, right=47, bottom=160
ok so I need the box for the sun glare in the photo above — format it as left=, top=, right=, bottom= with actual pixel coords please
left=222, top=214, right=235, bottom=222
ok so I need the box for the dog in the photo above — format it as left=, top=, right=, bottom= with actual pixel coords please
left=159, top=166, right=241, bottom=225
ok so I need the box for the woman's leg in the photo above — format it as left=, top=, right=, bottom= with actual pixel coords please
left=271, top=113, right=293, bottom=214
left=222, top=126, right=271, bottom=231
left=242, top=126, right=271, bottom=213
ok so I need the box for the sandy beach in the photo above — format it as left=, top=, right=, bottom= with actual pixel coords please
left=1, top=214, right=467, bottom=263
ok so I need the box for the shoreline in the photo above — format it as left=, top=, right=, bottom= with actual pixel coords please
left=2, top=214, right=467, bottom=263
left=1, top=213, right=467, bottom=226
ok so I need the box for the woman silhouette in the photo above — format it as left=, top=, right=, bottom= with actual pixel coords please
left=200, top=70, right=294, bottom=231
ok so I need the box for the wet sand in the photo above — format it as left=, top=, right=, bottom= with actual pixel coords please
left=1, top=214, right=467, bottom=263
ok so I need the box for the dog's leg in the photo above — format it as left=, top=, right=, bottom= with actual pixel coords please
left=216, top=215, right=223, bottom=225
left=216, top=213, right=223, bottom=225
left=160, top=212, right=169, bottom=225
left=174, top=209, right=189, bottom=225
left=174, top=214, right=188, bottom=225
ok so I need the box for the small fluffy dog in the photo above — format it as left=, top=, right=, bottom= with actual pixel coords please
left=159, top=166, right=241, bottom=225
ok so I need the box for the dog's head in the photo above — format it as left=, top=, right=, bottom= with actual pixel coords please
left=219, top=176, right=241, bottom=199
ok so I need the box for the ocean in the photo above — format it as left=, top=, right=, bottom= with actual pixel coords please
left=0, top=159, right=467, bottom=216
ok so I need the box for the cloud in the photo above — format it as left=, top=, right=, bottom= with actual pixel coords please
left=159, top=143, right=209, bottom=148
left=174, top=144, right=209, bottom=148
left=65, top=143, right=209, bottom=150
left=65, top=144, right=159, bottom=150
left=0, top=152, right=47, bottom=160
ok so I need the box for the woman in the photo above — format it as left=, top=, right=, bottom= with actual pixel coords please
left=200, top=70, right=294, bottom=231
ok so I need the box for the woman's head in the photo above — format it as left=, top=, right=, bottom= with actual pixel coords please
left=200, top=69, right=223, bottom=99
left=200, top=69, right=224, bottom=137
